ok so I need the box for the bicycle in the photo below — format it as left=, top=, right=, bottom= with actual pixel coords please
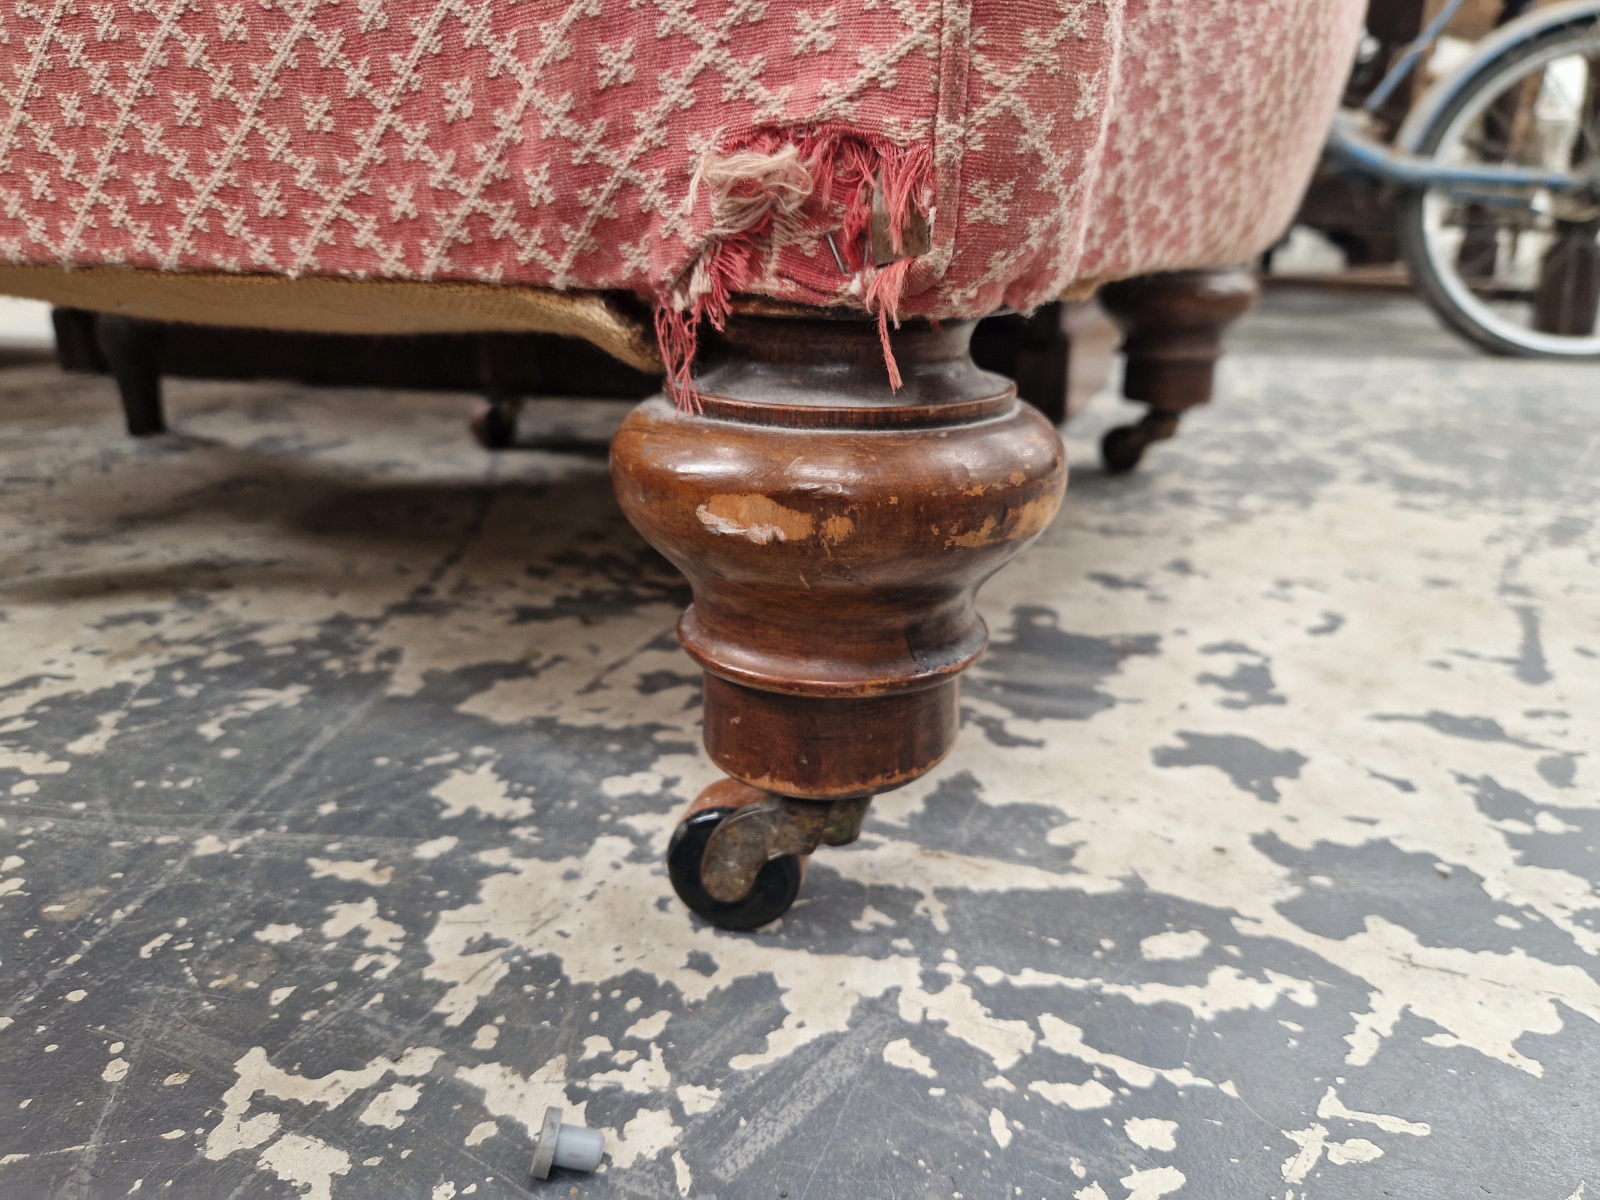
left=1327, top=0, right=1600, bottom=357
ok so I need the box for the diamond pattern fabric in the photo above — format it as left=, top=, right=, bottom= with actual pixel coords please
left=0, top=0, right=1361, bottom=324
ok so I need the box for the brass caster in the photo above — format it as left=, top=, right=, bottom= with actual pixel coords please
left=667, top=784, right=870, bottom=930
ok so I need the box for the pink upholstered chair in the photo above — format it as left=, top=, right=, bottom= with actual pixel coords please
left=0, top=0, right=1362, bottom=927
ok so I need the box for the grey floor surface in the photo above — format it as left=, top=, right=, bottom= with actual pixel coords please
left=0, top=290, right=1596, bottom=1200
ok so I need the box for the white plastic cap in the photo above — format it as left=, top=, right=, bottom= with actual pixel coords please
left=553, top=1124, right=605, bottom=1172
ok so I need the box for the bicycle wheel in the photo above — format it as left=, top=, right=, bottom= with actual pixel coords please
left=1399, top=16, right=1600, bottom=357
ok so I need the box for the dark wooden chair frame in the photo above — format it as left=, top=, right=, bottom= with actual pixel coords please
left=55, top=267, right=1258, bottom=929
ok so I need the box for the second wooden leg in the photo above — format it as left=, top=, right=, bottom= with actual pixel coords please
left=1097, top=266, right=1259, bottom=473
left=97, top=316, right=165, bottom=437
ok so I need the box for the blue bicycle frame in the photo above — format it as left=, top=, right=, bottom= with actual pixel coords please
left=1324, top=0, right=1600, bottom=199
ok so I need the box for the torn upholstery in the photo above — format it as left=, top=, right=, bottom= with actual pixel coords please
left=0, top=0, right=1362, bottom=393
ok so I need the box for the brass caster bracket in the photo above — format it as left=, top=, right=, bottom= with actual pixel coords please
left=700, top=794, right=871, bottom=904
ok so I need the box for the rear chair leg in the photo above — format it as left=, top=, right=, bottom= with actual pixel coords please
left=96, top=315, right=165, bottom=437
left=1097, top=265, right=1258, bottom=473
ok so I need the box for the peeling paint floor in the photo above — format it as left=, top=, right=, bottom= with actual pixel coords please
left=1, top=292, right=1597, bottom=1200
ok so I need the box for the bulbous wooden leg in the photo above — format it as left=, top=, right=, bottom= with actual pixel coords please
left=612, top=306, right=1066, bottom=928
left=1097, top=265, right=1259, bottom=473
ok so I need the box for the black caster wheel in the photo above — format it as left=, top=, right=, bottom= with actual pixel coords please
left=1100, top=423, right=1149, bottom=474
left=470, top=398, right=519, bottom=449
left=667, top=807, right=802, bottom=931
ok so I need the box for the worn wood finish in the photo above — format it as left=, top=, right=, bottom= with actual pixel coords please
left=611, top=307, right=1066, bottom=807
left=1097, top=266, right=1259, bottom=472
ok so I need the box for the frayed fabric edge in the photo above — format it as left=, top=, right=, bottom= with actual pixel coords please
left=656, top=129, right=933, bottom=412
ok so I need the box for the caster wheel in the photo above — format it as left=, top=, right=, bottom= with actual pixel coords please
left=667, top=807, right=802, bottom=931
left=1100, top=423, right=1149, bottom=474
left=470, top=399, right=519, bottom=449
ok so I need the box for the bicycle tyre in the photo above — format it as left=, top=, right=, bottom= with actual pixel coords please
left=1398, top=14, right=1600, bottom=358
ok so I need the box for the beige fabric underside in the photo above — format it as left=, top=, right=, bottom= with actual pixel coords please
left=0, top=266, right=663, bottom=374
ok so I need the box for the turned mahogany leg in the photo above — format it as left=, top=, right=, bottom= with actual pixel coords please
left=1096, top=265, right=1258, bottom=473
left=611, top=307, right=1066, bottom=929
left=96, top=315, right=165, bottom=436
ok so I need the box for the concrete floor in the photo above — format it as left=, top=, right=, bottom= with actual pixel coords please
left=0, top=291, right=1596, bottom=1199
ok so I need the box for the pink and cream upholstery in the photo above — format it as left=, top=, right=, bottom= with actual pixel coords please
left=0, top=0, right=1362, bottom=365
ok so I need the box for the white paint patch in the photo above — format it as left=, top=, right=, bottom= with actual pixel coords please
left=1119, top=1166, right=1186, bottom=1199
left=900, top=979, right=1036, bottom=1070
left=471, top=1025, right=499, bottom=1051
left=413, top=836, right=458, bottom=861
left=882, top=1038, right=937, bottom=1078
left=420, top=837, right=939, bottom=1072
left=1124, top=1117, right=1178, bottom=1152
left=65, top=989, right=86, bottom=1003
left=253, top=924, right=303, bottom=945
left=1281, top=1124, right=1387, bottom=1183
left=673, top=1150, right=693, bottom=1196
left=162, top=1073, right=189, bottom=1087
left=1028, top=1079, right=1115, bottom=1110
left=463, top=1120, right=498, bottom=1146
left=1318, top=916, right=1600, bottom=1075
left=455, top=1057, right=586, bottom=1139
left=981, top=964, right=1317, bottom=1023
left=580, top=1043, right=670, bottom=1094
left=357, top=1082, right=422, bottom=1129
left=816, top=834, right=1117, bottom=933
left=102, top=1058, right=129, bottom=1083
left=1535, top=811, right=1581, bottom=835
left=268, top=987, right=296, bottom=1007
left=624, top=1009, right=672, bottom=1041
left=255, top=1132, right=350, bottom=1200
left=306, top=858, right=393, bottom=886
left=197, top=685, right=308, bottom=742
left=1139, top=930, right=1210, bottom=961
left=850, top=905, right=896, bottom=932
left=988, top=1107, right=1012, bottom=1148
left=1329, top=1138, right=1384, bottom=1165
left=1074, top=1186, right=1109, bottom=1200
left=1037, top=1016, right=1212, bottom=1091
left=607, top=1106, right=680, bottom=1169
left=66, top=710, right=126, bottom=756
left=1316, top=1086, right=1430, bottom=1136
left=192, top=834, right=253, bottom=857
left=322, top=898, right=404, bottom=952
left=0, top=747, right=70, bottom=777
left=983, top=1075, right=1015, bottom=1091
left=430, top=762, right=532, bottom=821
left=204, top=1045, right=441, bottom=1161
left=675, top=1084, right=720, bottom=1115
left=600, top=771, right=663, bottom=798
